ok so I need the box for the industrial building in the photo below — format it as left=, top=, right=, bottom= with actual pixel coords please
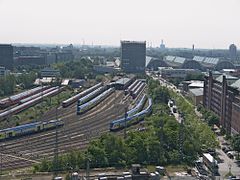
left=189, top=88, right=203, bottom=106
left=0, top=44, right=13, bottom=70
left=203, top=72, right=240, bottom=134
left=121, top=41, right=146, bottom=73
left=159, top=67, right=201, bottom=79
left=162, top=55, right=236, bottom=71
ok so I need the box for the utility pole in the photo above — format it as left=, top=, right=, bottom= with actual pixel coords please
left=54, top=86, right=60, bottom=177
left=124, top=106, right=128, bottom=139
left=179, top=112, right=184, bottom=161
left=0, top=144, right=2, bottom=179
left=86, top=155, right=90, bottom=180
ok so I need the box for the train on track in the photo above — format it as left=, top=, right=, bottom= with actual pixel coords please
left=127, top=94, right=147, bottom=117
left=124, top=79, right=146, bottom=99
left=0, top=119, right=64, bottom=141
left=132, top=82, right=146, bottom=99
left=0, top=86, right=49, bottom=109
left=77, top=88, right=115, bottom=115
left=77, top=86, right=107, bottom=106
left=62, top=82, right=103, bottom=108
left=110, top=96, right=152, bottom=131
left=19, top=87, right=58, bottom=104
left=0, top=87, right=64, bottom=121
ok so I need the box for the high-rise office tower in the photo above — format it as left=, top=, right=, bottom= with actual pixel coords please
left=121, top=41, right=146, bottom=73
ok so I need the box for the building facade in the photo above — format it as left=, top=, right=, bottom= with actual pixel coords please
left=121, top=41, right=146, bottom=73
left=40, top=67, right=60, bottom=78
left=14, top=56, right=46, bottom=66
left=0, top=66, right=9, bottom=77
left=203, top=72, right=240, bottom=134
left=0, top=44, right=13, bottom=70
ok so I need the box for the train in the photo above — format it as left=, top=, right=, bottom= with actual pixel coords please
left=19, top=87, right=58, bottom=104
left=0, top=86, right=49, bottom=109
left=132, top=83, right=145, bottom=99
left=0, top=87, right=64, bottom=121
left=130, top=81, right=141, bottom=96
left=77, top=86, right=107, bottom=106
left=110, top=97, right=152, bottom=131
left=62, top=82, right=103, bottom=108
left=127, top=94, right=147, bottom=117
left=77, top=88, right=115, bottom=115
left=0, top=119, right=64, bottom=141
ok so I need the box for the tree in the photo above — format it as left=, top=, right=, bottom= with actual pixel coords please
left=232, top=135, right=240, bottom=159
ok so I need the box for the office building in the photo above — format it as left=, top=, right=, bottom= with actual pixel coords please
left=121, top=41, right=146, bottom=73
left=0, top=44, right=13, bottom=70
left=203, top=72, right=240, bottom=134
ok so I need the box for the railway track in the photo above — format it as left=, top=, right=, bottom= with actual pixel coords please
left=0, top=90, right=131, bottom=170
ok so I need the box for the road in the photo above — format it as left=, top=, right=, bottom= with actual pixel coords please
left=216, top=136, right=240, bottom=178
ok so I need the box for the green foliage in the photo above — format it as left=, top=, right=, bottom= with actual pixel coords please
left=147, top=78, right=169, bottom=104
left=53, top=58, right=93, bottom=79
left=0, top=75, right=15, bottom=96
left=198, top=105, right=219, bottom=126
left=0, top=72, right=37, bottom=97
left=172, top=92, right=218, bottom=152
left=16, top=72, right=37, bottom=89
left=232, top=135, right=240, bottom=159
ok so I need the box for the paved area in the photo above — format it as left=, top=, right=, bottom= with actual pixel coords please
left=216, top=136, right=240, bottom=179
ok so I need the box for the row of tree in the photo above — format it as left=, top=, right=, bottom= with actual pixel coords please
left=53, top=58, right=94, bottom=79
left=0, top=72, right=37, bottom=97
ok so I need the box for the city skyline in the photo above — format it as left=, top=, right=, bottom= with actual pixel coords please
left=0, top=0, right=240, bottom=49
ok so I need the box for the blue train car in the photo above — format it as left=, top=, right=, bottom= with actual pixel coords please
left=110, top=98, right=152, bottom=131
left=0, top=119, right=64, bottom=141
left=77, top=88, right=115, bottom=115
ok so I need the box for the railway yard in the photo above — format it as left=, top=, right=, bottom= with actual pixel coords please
left=0, top=78, right=149, bottom=171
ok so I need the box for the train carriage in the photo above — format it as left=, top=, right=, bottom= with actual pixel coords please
left=0, top=119, right=64, bottom=141
left=110, top=97, right=152, bottom=131
left=62, top=82, right=103, bottom=108
left=77, top=88, right=115, bottom=115
left=77, top=86, right=107, bottom=106
left=127, top=94, right=147, bottom=117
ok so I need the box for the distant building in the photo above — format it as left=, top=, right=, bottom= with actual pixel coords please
left=163, top=55, right=236, bottom=71
left=14, top=56, right=46, bottom=66
left=40, top=67, right=60, bottom=78
left=0, top=44, right=13, bottom=70
left=56, top=52, right=74, bottom=62
left=93, top=65, right=120, bottom=74
left=0, top=66, right=9, bottom=77
left=121, top=41, right=146, bottom=73
left=189, top=88, right=203, bottom=106
left=229, top=44, right=237, bottom=61
left=160, top=40, right=165, bottom=50
left=159, top=68, right=201, bottom=78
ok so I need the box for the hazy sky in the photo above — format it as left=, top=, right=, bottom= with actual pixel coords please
left=0, top=0, right=239, bottom=48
